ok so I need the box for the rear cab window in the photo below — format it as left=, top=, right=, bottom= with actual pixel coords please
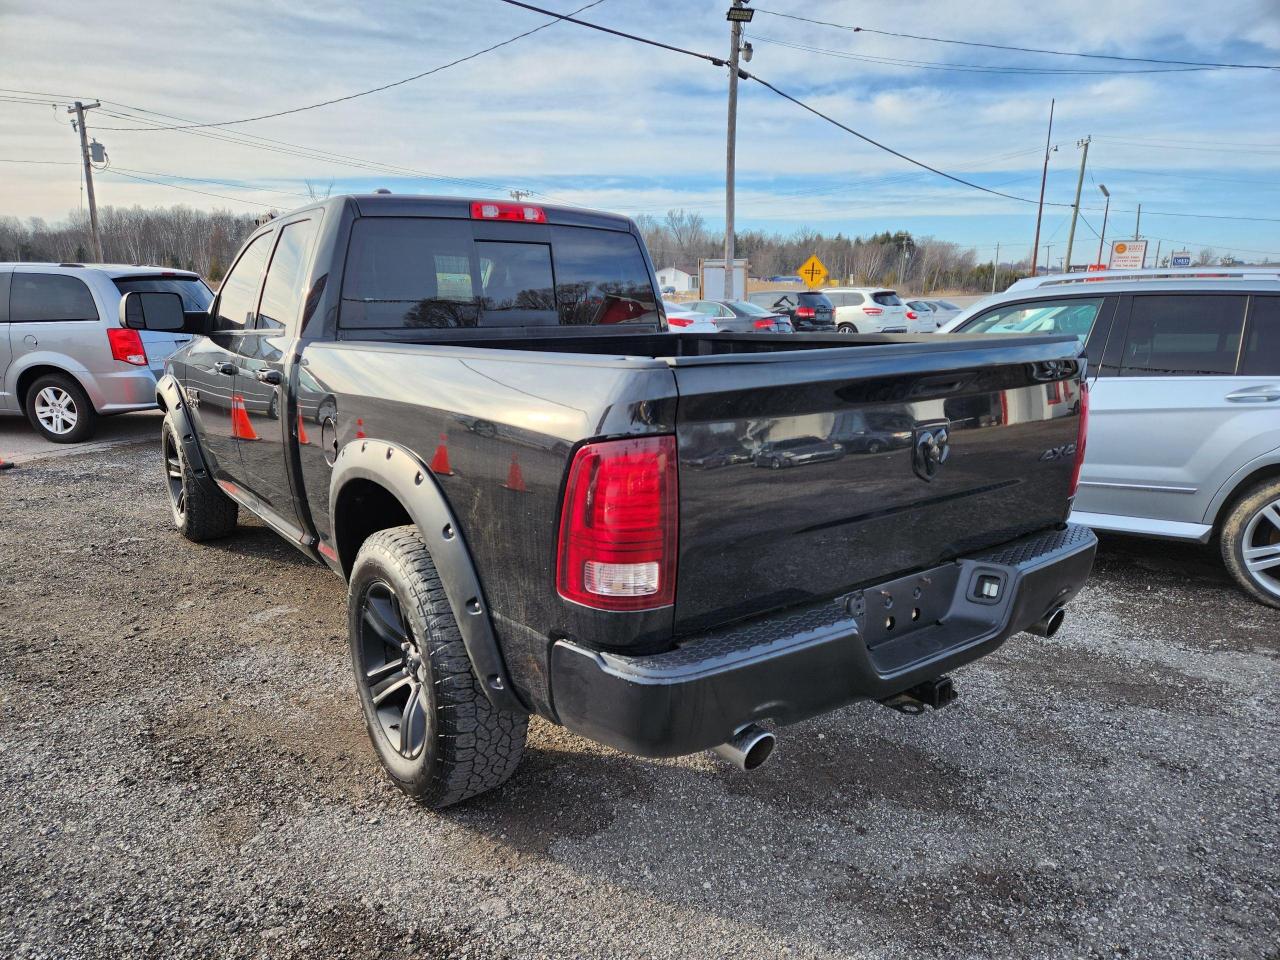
left=339, top=218, right=658, bottom=330
left=9, top=273, right=99, bottom=322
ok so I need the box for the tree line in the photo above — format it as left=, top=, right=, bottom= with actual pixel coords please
left=1, top=203, right=1025, bottom=292
left=637, top=209, right=1022, bottom=293
left=0, top=206, right=260, bottom=281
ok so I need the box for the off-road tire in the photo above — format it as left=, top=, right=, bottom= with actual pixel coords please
left=162, top=414, right=238, bottom=541
left=1220, top=478, right=1280, bottom=609
left=25, top=373, right=98, bottom=443
left=348, top=526, right=527, bottom=807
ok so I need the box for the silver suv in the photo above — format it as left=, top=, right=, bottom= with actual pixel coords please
left=945, top=268, right=1280, bottom=607
left=0, top=264, right=210, bottom=442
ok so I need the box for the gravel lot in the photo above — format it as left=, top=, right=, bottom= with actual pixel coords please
left=1, top=439, right=1277, bottom=959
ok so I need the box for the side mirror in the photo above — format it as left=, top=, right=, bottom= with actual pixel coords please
left=119, top=290, right=208, bottom=334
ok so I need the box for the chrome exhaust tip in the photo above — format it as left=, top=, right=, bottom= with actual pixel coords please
left=711, top=723, right=776, bottom=771
left=1026, top=607, right=1066, bottom=638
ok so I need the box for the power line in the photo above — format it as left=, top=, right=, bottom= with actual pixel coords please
left=88, top=0, right=609, bottom=133
left=750, top=9, right=1280, bottom=70
left=103, top=169, right=281, bottom=208
left=749, top=34, right=1215, bottom=75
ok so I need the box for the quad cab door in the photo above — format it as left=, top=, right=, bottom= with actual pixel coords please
left=184, top=230, right=274, bottom=480
left=1088, top=293, right=1280, bottom=531
left=232, top=214, right=320, bottom=539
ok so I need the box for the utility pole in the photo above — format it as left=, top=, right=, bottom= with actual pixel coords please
left=991, top=242, right=1000, bottom=294
left=723, top=0, right=752, bottom=296
left=1134, top=203, right=1141, bottom=240
left=1063, top=135, right=1090, bottom=274
left=1030, top=98, right=1055, bottom=276
left=1095, top=184, right=1111, bottom=266
left=68, top=101, right=104, bottom=262
left=1044, top=242, right=1054, bottom=270
left=1153, top=240, right=1161, bottom=269
left=898, top=237, right=910, bottom=288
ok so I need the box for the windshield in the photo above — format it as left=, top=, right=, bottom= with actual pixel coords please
left=725, top=300, right=774, bottom=317
left=961, top=297, right=1104, bottom=342
left=113, top=276, right=213, bottom=311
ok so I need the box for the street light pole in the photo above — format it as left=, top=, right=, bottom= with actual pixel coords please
left=1096, top=184, right=1110, bottom=266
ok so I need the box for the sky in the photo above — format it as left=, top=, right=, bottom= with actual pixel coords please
left=2, top=0, right=1279, bottom=266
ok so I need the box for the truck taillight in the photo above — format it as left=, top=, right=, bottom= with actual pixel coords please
left=556, top=436, right=677, bottom=611
left=1069, top=381, right=1089, bottom=498
left=795, top=306, right=816, bottom=319
left=470, top=200, right=546, bottom=223
left=107, top=327, right=148, bottom=366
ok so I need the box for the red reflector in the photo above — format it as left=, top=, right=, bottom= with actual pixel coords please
left=667, top=316, right=694, bottom=327
left=470, top=200, right=547, bottom=223
left=863, top=307, right=883, bottom=316
left=795, top=306, right=816, bottom=319
left=556, top=436, right=678, bottom=611
left=1069, top=381, right=1089, bottom=498
left=107, top=327, right=148, bottom=366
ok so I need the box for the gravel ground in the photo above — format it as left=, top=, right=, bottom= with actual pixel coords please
left=1, top=440, right=1277, bottom=960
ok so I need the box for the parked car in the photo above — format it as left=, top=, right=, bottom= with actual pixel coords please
left=0, top=263, right=209, bottom=442
left=944, top=267, right=1280, bottom=607
left=824, top=287, right=924, bottom=334
left=684, top=299, right=793, bottom=334
left=662, top=299, right=718, bottom=334
left=746, top=290, right=835, bottom=331
left=752, top=435, right=846, bottom=468
left=134, top=193, right=1094, bottom=807
left=912, top=299, right=963, bottom=328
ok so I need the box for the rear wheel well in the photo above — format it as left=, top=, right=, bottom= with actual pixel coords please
left=1214, top=464, right=1280, bottom=534
left=333, top=478, right=413, bottom=579
left=16, top=365, right=91, bottom=414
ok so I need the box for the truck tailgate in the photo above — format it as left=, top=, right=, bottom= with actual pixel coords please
left=670, top=336, right=1084, bottom=634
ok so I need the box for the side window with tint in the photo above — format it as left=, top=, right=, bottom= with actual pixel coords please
left=214, top=233, right=272, bottom=332
left=1240, top=296, right=1280, bottom=376
left=257, top=220, right=318, bottom=331
left=10, top=274, right=98, bottom=322
left=1121, top=295, right=1246, bottom=377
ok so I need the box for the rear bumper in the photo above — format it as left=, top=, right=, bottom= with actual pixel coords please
left=549, top=523, right=1096, bottom=758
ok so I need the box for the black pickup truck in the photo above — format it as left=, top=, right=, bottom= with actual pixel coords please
left=123, top=195, right=1095, bottom=807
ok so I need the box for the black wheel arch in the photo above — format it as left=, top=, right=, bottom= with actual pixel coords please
left=328, top=437, right=528, bottom=715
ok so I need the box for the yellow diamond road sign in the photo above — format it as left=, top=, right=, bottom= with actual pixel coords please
left=798, top=254, right=829, bottom=288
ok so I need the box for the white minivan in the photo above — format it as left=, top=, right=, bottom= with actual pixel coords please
left=0, top=263, right=211, bottom=442
left=823, top=287, right=927, bottom=334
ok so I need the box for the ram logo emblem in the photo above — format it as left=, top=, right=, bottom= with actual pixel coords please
left=912, top=422, right=951, bottom=482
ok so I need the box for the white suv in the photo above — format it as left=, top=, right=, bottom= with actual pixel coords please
left=823, top=287, right=927, bottom=334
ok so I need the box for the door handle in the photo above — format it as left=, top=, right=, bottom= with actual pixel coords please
left=1225, top=386, right=1280, bottom=403
left=216, top=362, right=236, bottom=376
left=256, top=369, right=283, bottom=386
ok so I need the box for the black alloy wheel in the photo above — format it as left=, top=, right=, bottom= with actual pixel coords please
left=355, top=580, right=429, bottom=759
left=163, top=427, right=186, bottom=521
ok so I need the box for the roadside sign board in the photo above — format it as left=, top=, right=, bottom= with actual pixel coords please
left=798, top=254, right=829, bottom=288
left=1171, top=251, right=1192, bottom=267
left=1108, top=240, right=1148, bottom=269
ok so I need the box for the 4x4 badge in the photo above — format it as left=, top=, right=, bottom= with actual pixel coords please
left=913, top=422, right=951, bottom=482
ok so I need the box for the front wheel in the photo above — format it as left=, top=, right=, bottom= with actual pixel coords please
left=1220, top=479, right=1280, bottom=608
left=162, top=414, right=238, bottom=541
left=25, top=373, right=97, bottom=443
left=348, top=526, right=527, bottom=807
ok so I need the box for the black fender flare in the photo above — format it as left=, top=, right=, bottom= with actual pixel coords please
left=156, top=374, right=216, bottom=485
left=329, top=437, right=528, bottom=716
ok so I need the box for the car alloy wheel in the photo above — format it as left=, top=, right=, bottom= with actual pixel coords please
left=356, top=580, right=429, bottom=759
left=1242, top=496, right=1280, bottom=600
left=163, top=428, right=186, bottom=519
left=34, top=386, right=78, bottom=436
